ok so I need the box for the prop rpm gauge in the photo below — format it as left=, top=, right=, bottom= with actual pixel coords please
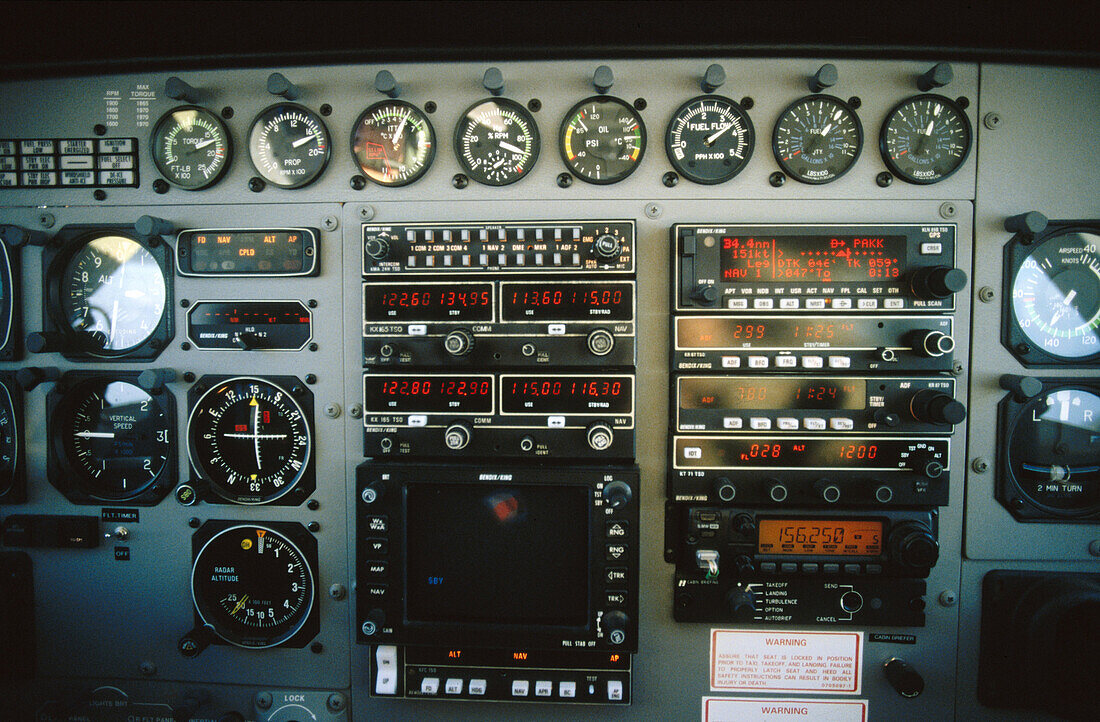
left=248, top=103, right=331, bottom=188
left=187, top=377, right=312, bottom=504
left=1009, top=229, right=1100, bottom=362
left=150, top=106, right=231, bottom=189
left=880, top=94, right=971, bottom=184
left=665, top=95, right=753, bottom=184
left=561, top=96, right=646, bottom=184
left=773, top=95, right=862, bottom=184
left=455, top=98, right=539, bottom=186
left=1001, top=385, right=1100, bottom=519
left=191, top=524, right=316, bottom=648
left=351, top=100, right=435, bottom=186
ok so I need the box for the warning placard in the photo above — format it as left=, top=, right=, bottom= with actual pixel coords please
left=703, top=697, right=869, bottom=722
left=710, top=630, right=862, bottom=694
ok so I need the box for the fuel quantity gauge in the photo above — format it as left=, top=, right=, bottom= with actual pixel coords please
left=773, top=95, right=862, bottom=184
left=665, top=95, right=753, bottom=184
left=880, top=94, right=972, bottom=184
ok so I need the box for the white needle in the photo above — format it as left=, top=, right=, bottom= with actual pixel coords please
left=292, top=135, right=315, bottom=148
left=820, top=123, right=833, bottom=137
left=499, top=141, right=524, bottom=155
left=75, top=431, right=115, bottom=439
left=392, top=112, right=409, bottom=148
left=924, top=120, right=934, bottom=136
left=252, top=400, right=262, bottom=470
left=194, top=138, right=216, bottom=150
left=705, top=124, right=733, bottom=145
left=491, top=156, right=507, bottom=169
left=1064, top=289, right=1078, bottom=306
left=108, top=299, right=119, bottom=344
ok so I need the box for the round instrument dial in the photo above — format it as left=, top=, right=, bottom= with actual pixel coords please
left=665, top=95, right=753, bottom=184
left=561, top=96, right=646, bottom=184
left=0, top=381, right=18, bottom=499
left=1010, top=230, right=1100, bottom=361
left=187, top=377, right=311, bottom=504
left=150, top=105, right=232, bottom=189
left=248, top=103, right=331, bottom=188
left=60, top=234, right=168, bottom=355
left=454, top=98, right=539, bottom=186
left=351, top=100, right=435, bottom=186
left=880, top=94, right=972, bottom=184
left=53, top=379, right=171, bottom=499
left=1005, top=386, right=1100, bottom=517
left=191, top=524, right=315, bottom=648
left=773, top=95, right=862, bottom=184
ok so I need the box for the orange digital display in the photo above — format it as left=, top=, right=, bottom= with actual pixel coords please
left=758, top=519, right=882, bottom=556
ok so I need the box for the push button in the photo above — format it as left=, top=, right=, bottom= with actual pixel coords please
left=421, top=677, right=440, bottom=694
left=445, top=678, right=463, bottom=694
left=606, top=521, right=628, bottom=538
left=511, top=680, right=530, bottom=697
left=559, top=681, right=576, bottom=698
left=607, top=680, right=624, bottom=701
left=468, top=679, right=487, bottom=696
left=606, top=543, right=627, bottom=561
left=535, top=681, right=553, bottom=697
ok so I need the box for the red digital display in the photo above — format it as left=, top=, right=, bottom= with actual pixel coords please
left=501, top=375, right=633, bottom=414
left=363, top=375, right=494, bottom=413
left=501, top=282, right=633, bottom=321
left=364, top=283, right=493, bottom=322
left=720, top=235, right=907, bottom=284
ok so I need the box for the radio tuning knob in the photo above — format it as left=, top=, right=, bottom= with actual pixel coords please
left=732, top=513, right=756, bottom=536
left=587, top=328, right=615, bottom=356
left=733, top=555, right=755, bottom=575
left=361, top=480, right=385, bottom=505
left=726, top=590, right=757, bottom=621
left=888, top=522, right=939, bottom=569
left=715, top=477, right=737, bottom=502
left=443, top=423, right=471, bottom=450
left=908, top=389, right=967, bottom=425
left=910, top=265, right=968, bottom=300
left=874, top=409, right=901, bottom=428
left=690, top=284, right=718, bottom=305
left=911, top=329, right=955, bottom=357
left=364, top=236, right=391, bottom=260
left=603, top=480, right=633, bottom=509
left=587, top=423, right=614, bottom=451
left=594, top=234, right=622, bottom=259
left=602, top=609, right=629, bottom=645
left=443, top=329, right=474, bottom=356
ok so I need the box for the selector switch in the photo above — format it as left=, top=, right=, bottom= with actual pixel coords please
left=691, top=284, right=719, bottom=305
left=908, top=389, right=967, bottom=425
left=594, top=234, right=622, bottom=259
left=889, top=522, right=939, bottom=570
left=602, top=609, right=629, bottom=645
left=444, top=423, right=471, bottom=450
left=909, top=265, right=968, bottom=300
left=911, top=329, right=955, bottom=357
left=365, top=236, right=391, bottom=260
left=727, top=590, right=757, bottom=621
left=884, top=658, right=925, bottom=698
left=603, top=480, right=633, bottom=509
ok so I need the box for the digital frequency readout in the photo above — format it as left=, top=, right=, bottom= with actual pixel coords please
left=757, top=519, right=883, bottom=556
left=363, top=375, right=493, bottom=414
left=501, top=282, right=633, bottom=321
left=363, top=283, right=493, bottom=322
left=676, top=437, right=947, bottom=469
left=679, top=377, right=865, bottom=411
left=501, top=376, right=632, bottom=414
left=720, top=235, right=907, bottom=284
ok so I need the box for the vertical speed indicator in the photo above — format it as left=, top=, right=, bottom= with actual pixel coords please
left=665, top=96, right=753, bottom=184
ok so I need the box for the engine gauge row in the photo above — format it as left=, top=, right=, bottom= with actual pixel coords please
left=149, top=92, right=972, bottom=190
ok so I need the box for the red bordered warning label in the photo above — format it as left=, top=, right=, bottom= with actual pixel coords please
left=710, top=630, right=863, bottom=694
left=703, top=697, right=869, bottom=722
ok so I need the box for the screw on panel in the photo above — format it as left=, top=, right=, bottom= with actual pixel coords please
left=972, top=457, right=989, bottom=473
left=939, top=202, right=957, bottom=219
left=452, top=174, right=469, bottom=189
left=152, top=179, right=169, bottom=194
left=327, top=693, right=347, bottom=712
left=304, top=374, right=317, bottom=385
left=978, top=286, right=995, bottom=303
left=308, top=299, right=318, bottom=308
left=876, top=172, right=893, bottom=187
left=308, top=342, right=318, bottom=352
left=358, top=205, right=376, bottom=220
left=644, top=203, right=662, bottom=219
left=1088, top=540, right=1100, bottom=557
left=182, top=372, right=196, bottom=383
left=93, top=190, right=107, bottom=201
left=180, top=342, right=191, bottom=351
left=320, top=103, right=332, bottom=116
left=308, top=521, right=320, bottom=532
left=247, top=177, right=265, bottom=193
left=938, top=590, right=958, bottom=607
left=323, top=403, right=341, bottom=419
left=321, top=216, right=339, bottom=231
left=952, top=362, right=964, bottom=376
left=769, top=172, right=786, bottom=187
left=311, top=642, right=324, bottom=654
left=740, top=97, right=754, bottom=110
left=662, top=172, right=679, bottom=187
left=557, top=173, right=573, bottom=188
left=350, top=175, right=367, bottom=190
left=983, top=112, right=1003, bottom=130
left=350, top=403, right=363, bottom=419
left=139, top=661, right=156, bottom=676
left=528, top=98, right=542, bottom=112
left=254, top=692, right=272, bottom=710
left=307, top=499, right=320, bottom=511
left=221, top=106, right=234, bottom=119
left=329, top=584, right=347, bottom=601
left=36, top=213, right=55, bottom=229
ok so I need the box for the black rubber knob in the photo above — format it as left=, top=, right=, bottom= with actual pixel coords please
left=809, top=63, right=838, bottom=93
left=884, top=658, right=925, bottom=697
left=732, top=513, right=756, bottom=536
left=715, top=477, right=736, bottom=502
left=25, top=332, right=63, bottom=354
left=999, top=374, right=1043, bottom=402
left=874, top=409, right=901, bottom=427
left=727, top=590, right=756, bottom=620
left=911, top=329, right=954, bottom=357
left=909, top=389, right=966, bottom=425
left=267, top=72, right=300, bottom=100
left=164, top=76, right=199, bottom=102
left=482, top=67, right=504, bottom=96
left=733, top=555, right=755, bottom=575
left=364, top=236, right=391, bottom=260
left=374, top=70, right=399, bottom=98
left=0, top=224, right=49, bottom=247
left=917, top=63, right=953, bottom=91
left=889, top=523, right=939, bottom=569
left=15, top=366, right=58, bottom=390
left=135, top=215, right=174, bottom=237
left=910, top=265, right=967, bottom=299
left=603, top=480, right=633, bottom=509
left=702, top=63, right=726, bottom=93
left=691, top=284, right=719, bottom=305
left=593, top=65, right=614, bottom=94
left=1004, top=211, right=1048, bottom=238
left=137, top=368, right=175, bottom=394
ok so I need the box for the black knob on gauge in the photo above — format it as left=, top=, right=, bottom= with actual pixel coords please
left=25, top=331, right=64, bottom=354
left=482, top=67, right=504, bottom=96
left=137, top=368, right=176, bottom=394
left=732, top=513, right=756, bottom=537
left=443, top=329, right=474, bottom=356
left=587, top=423, right=614, bottom=451
left=999, top=374, right=1043, bottom=402
left=727, top=590, right=757, bottom=621
left=135, top=215, right=175, bottom=238
left=587, top=329, right=615, bottom=356
left=594, top=234, right=622, bottom=258
left=0, top=224, right=50, bottom=247
left=715, top=477, right=737, bottom=502
left=874, top=409, right=901, bottom=428
left=884, top=658, right=925, bottom=698
left=593, top=64, right=614, bottom=94
left=888, top=522, right=939, bottom=569
left=701, top=63, right=726, bottom=93
left=374, top=70, right=399, bottom=98
left=604, top=480, right=633, bottom=509
left=267, top=72, right=300, bottom=100
left=911, top=329, right=954, bottom=357
left=908, top=389, right=967, bottom=425
left=809, top=63, right=838, bottom=93
left=364, top=236, right=391, bottom=260
left=603, top=609, right=629, bottom=645
left=910, top=265, right=968, bottom=299
left=691, top=284, right=719, bottom=305
left=443, top=423, right=471, bottom=450
left=164, top=76, right=200, bottom=103
left=15, top=366, right=58, bottom=391
left=917, top=62, right=953, bottom=91
left=1004, top=211, right=1048, bottom=240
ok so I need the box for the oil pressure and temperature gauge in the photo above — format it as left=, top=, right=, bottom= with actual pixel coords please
left=561, top=96, right=646, bottom=184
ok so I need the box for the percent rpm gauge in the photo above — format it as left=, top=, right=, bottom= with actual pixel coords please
left=1010, top=229, right=1100, bottom=361
left=561, top=96, right=646, bottom=184
left=773, top=95, right=862, bottom=184
left=880, top=94, right=971, bottom=184
left=665, top=96, right=753, bottom=184
left=248, top=103, right=331, bottom=188
left=351, top=100, right=435, bottom=186
left=191, top=524, right=316, bottom=648
left=455, top=98, right=539, bottom=186
left=150, top=106, right=231, bottom=189
left=187, top=376, right=312, bottom=504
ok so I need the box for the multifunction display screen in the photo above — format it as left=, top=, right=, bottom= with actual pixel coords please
left=501, top=282, right=634, bottom=321
left=501, top=375, right=633, bottom=414
left=720, top=234, right=908, bottom=283
left=757, top=519, right=883, bottom=556
left=363, top=375, right=493, bottom=414
left=363, top=283, right=493, bottom=322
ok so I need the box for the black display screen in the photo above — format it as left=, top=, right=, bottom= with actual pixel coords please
left=679, top=377, right=866, bottom=411
left=181, top=229, right=314, bottom=275
left=501, top=375, right=632, bottom=414
left=501, top=282, right=633, bottom=321
left=720, top=234, right=908, bottom=284
left=675, top=437, right=948, bottom=469
left=678, top=317, right=876, bottom=349
left=363, top=283, right=493, bottom=322
left=405, top=483, right=589, bottom=625
left=363, top=375, right=493, bottom=413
